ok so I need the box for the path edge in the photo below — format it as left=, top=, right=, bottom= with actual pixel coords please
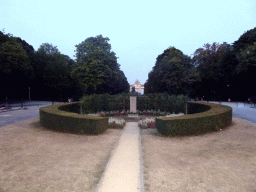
left=139, top=127, right=145, bottom=192
left=95, top=126, right=125, bottom=192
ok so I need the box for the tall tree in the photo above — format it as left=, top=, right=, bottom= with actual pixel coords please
left=192, top=42, right=226, bottom=100
left=33, top=43, right=74, bottom=100
left=236, top=42, right=256, bottom=73
left=235, top=42, right=256, bottom=98
left=0, top=37, right=34, bottom=99
left=231, top=27, right=256, bottom=100
left=146, top=47, right=197, bottom=95
left=0, top=30, right=9, bottom=47
left=72, top=35, right=129, bottom=94
left=233, top=27, right=256, bottom=54
left=71, top=58, right=111, bottom=91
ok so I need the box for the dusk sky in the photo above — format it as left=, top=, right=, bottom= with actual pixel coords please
left=1, top=0, right=255, bottom=86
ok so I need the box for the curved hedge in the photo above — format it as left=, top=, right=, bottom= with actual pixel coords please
left=156, top=102, right=232, bottom=136
left=40, top=102, right=108, bottom=134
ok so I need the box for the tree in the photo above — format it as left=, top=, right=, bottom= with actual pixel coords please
left=235, top=42, right=256, bottom=98
left=15, top=37, right=35, bottom=57
left=73, top=35, right=129, bottom=94
left=230, top=28, right=256, bottom=100
left=236, top=42, right=256, bottom=73
left=192, top=43, right=226, bottom=100
left=0, top=37, right=34, bottom=99
left=0, top=30, right=9, bottom=47
left=75, top=35, right=112, bottom=61
left=193, top=43, right=226, bottom=81
left=233, top=27, right=256, bottom=54
left=146, top=47, right=197, bottom=95
left=71, top=58, right=111, bottom=91
left=33, top=43, right=75, bottom=100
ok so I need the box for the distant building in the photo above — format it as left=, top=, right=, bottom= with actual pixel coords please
left=130, top=80, right=144, bottom=94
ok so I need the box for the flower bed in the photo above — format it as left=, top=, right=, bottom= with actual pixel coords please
left=86, top=110, right=184, bottom=129
left=139, top=110, right=166, bottom=116
left=108, top=117, right=126, bottom=129
left=138, top=113, right=185, bottom=129
left=94, top=111, right=129, bottom=117
left=138, top=118, right=156, bottom=129
left=87, top=110, right=184, bottom=117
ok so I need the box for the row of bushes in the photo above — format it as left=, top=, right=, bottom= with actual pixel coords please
left=80, top=93, right=129, bottom=114
left=40, top=103, right=108, bottom=134
left=79, top=93, right=188, bottom=114
left=137, top=94, right=187, bottom=113
left=156, top=102, right=232, bottom=136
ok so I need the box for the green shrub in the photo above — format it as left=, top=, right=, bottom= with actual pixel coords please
left=80, top=93, right=129, bottom=113
left=137, top=93, right=187, bottom=113
left=40, top=103, right=108, bottom=135
left=58, top=102, right=80, bottom=113
left=187, top=102, right=211, bottom=114
left=156, top=102, right=232, bottom=136
left=79, top=93, right=187, bottom=114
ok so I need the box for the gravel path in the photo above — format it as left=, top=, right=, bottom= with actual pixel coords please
left=96, top=122, right=144, bottom=192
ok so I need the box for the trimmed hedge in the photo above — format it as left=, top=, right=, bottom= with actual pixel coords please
left=58, top=102, right=80, bottom=113
left=187, top=102, right=211, bottom=114
left=156, top=102, right=232, bottom=136
left=40, top=102, right=108, bottom=134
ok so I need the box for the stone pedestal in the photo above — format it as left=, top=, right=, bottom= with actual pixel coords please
left=128, top=114, right=139, bottom=118
left=130, top=96, right=137, bottom=113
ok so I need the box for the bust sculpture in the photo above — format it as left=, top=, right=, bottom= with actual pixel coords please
left=131, top=86, right=137, bottom=96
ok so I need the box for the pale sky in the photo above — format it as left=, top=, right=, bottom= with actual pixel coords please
left=1, top=0, right=255, bottom=86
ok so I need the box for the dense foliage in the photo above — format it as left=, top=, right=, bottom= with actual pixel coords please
left=146, top=27, right=256, bottom=101
left=79, top=93, right=187, bottom=114
left=145, top=47, right=198, bottom=95
left=72, top=35, right=129, bottom=94
left=0, top=31, right=129, bottom=102
left=0, top=35, right=34, bottom=100
left=1, top=26, right=256, bottom=102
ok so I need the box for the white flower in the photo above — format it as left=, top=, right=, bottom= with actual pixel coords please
left=108, top=117, right=125, bottom=125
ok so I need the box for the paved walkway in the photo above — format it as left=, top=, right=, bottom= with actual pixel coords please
left=96, top=122, right=144, bottom=192
left=207, top=101, right=256, bottom=124
left=0, top=101, right=64, bottom=128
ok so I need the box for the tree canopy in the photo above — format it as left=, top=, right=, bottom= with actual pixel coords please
left=72, top=35, right=129, bottom=94
left=145, top=47, right=197, bottom=95
left=233, top=27, right=256, bottom=54
left=32, top=43, right=76, bottom=99
left=2, top=27, right=256, bottom=102
left=0, top=37, right=34, bottom=98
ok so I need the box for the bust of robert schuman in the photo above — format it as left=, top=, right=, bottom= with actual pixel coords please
left=131, top=86, right=138, bottom=96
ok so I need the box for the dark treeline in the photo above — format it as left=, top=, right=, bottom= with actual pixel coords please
left=0, top=31, right=130, bottom=102
left=1, top=27, right=255, bottom=102
left=145, top=27, right=256, bottom=101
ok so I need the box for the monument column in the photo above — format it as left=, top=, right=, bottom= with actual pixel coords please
left=130, top=96, right=137, bottom=113
left=128, top=86, right=138, bottom=118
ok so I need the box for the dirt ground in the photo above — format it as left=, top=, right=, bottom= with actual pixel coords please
left=141, top=117, right=256, bottom=192
left=0, top=117, right=122, bottom=192
left=1, top=116, right=256, bottom=192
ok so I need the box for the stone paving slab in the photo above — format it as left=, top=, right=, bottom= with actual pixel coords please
left=96, top=122, right=144, bottom=192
